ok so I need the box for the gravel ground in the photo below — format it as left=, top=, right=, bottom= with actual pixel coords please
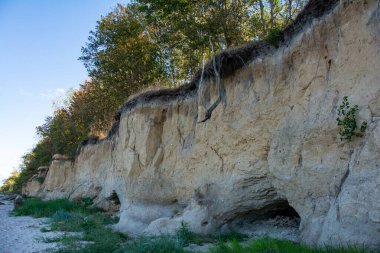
left=0, top=195, right=62, bottom=253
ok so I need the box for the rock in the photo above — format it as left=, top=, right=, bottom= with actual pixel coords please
left=21, top=166, right=50, bottom=197
left=14, top=195, right=23, bottom=208
left=37, top=166, right=49, bottom=178
left=22, top=0, right=380, bottom=248
left=52, top=154, right=71, bottom=161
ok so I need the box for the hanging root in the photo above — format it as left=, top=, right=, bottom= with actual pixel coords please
left=199, top=37, right=223, bottom=123
left=199, top=50, right=206, bottom=88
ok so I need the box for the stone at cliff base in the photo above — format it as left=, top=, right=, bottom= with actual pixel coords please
left=14, top=195, right=23, bottom=208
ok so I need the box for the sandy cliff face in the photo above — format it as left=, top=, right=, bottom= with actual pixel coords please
left=25, top=0, right=380, bottom=247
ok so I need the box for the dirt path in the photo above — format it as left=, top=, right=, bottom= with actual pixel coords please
left=0, top=195, right=61, bottom=253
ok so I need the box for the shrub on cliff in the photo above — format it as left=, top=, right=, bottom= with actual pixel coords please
left=336, top=96, right=367, bottom=141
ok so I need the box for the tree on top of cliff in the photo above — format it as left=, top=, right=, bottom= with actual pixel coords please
left=6, top=0, right=308, bottom=193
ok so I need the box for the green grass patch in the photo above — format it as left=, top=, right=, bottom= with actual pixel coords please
left=15, top=198, right=126, bottom=253
left=209, top=231, right=247, bottom=243
left=13, top=197, right=100, bottom=218
left=176, top=222, right=247, bottom=246
left=49, top=211, right=117, bottom=232
left=176, top=221, right=201, bottom=246
left=117, top=236, right=189, bottom=253
left=49, top=210, right=126, bottom=253
left=207, top=238, right=372, bottom=253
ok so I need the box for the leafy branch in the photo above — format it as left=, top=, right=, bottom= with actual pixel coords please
left=336, top=96, right=367, bottom=141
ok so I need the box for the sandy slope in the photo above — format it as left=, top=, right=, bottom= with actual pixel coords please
left=0, top=195, right=61, bottom=253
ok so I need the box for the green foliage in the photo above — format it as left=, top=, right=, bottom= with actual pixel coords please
left=177, top=221, right=198, bottom=246
left=12, top=140, right=52, bottom=193
left=265, top=27, right=284, bottom=48
left=79, top=4, right=168, bottom=117
left=13, top=198, right=99, bottom=218
left=35, top=176, right=45, bottom=184
left=211, top=231, right=247, bottom=243
left=207, top=238, right=371, bottom=253
left=16, top=198, right=125, bottom=253
left=52, top=215, right=125, bottom=253
left=50, top=210, right=117, bottom=233
left=175, top=222, right=247, bottom=246
left=336, top=96, right=367, bottom=141
left=117, top=236, right=189, bottom=253
left=0, top=170, right=20, bottom=193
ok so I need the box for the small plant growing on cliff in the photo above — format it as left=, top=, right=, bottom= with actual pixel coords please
left=336, top=96, right=367, bottom=141
left=177, top=221, right=197, bottom=246
left=265, top=27, right=284, bottom=48
left=35, top=176, right=44, bottom=184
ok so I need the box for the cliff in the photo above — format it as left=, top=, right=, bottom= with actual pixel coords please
left=23, top=0, right=380, bottom=247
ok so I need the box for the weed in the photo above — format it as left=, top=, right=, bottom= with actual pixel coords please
left=177, top=221, right=199, bottom=246
left=336, top=96, right=367, bottom=141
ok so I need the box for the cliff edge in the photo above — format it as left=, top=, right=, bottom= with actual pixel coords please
left=23, top=0, right=380, bottom=247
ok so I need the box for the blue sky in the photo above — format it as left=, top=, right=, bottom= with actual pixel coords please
left=0, top=0, right=128, bottom=183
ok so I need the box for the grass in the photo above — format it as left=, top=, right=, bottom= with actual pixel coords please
left=48, top=210, right=127, bottom=253
left=14, top=197, right=127, bottom=253
left=13, top=197, right=99, bottom=218
left=208, top=238, right=372, bottom=253
left=175, top=221, right=247, bottom=246
left=14, top=198, right=375, bottom=253
left=117, top=236, right=189, bottom=253
left=209, top=231, right=247, bottom=243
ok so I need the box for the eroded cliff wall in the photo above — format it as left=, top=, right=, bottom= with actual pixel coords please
left=24, top=0, right=380, bottom=247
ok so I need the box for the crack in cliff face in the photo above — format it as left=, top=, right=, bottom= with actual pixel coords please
left=332, top=139, right=367, bottom=223
left=206, top=142, right=224, bottom=173
left=335, top=168, right=350, bottom=202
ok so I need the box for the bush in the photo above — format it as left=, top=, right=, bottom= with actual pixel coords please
left=336, top=96, right=367, bottom=141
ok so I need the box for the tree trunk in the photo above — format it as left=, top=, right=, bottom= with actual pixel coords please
left=269, top=0, right=275, bottom=28
left=258, top=0, right=267, bottom=35
left=288, top=0, right=293, bottom=20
